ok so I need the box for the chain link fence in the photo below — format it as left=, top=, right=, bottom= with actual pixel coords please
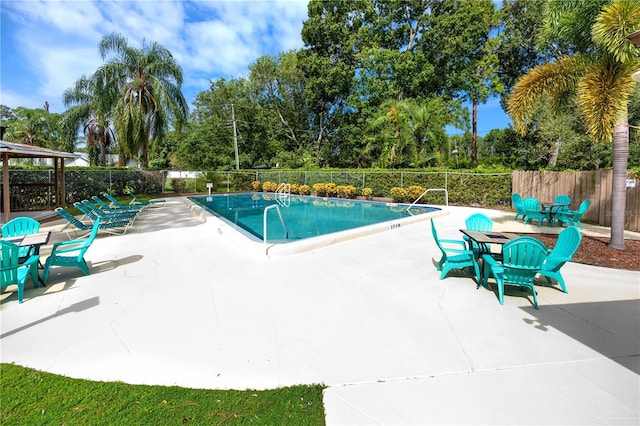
left=2, top=169, right=513, bottom=211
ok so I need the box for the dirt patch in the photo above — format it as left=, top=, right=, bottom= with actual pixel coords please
left=520, top=233, right=640, bottom=271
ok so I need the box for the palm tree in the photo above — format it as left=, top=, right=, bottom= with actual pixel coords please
left=507, top=0, right=640, bottom=250
left=95, top=33, right=188, bottom=168
left=62, top=75, right=117, bottom=166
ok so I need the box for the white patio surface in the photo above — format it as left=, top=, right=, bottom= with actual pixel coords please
left=1, top=198, right=638, bottom=425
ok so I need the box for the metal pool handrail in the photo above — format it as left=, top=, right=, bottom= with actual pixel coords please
left=264, top=204, right=288, bottom=252
left=407, top=188, right=449, bottom=212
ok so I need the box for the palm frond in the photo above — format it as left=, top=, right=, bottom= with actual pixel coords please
left=592, top=0, right=640, bottom=63
left=577, top=55, right=638, bottom=143
left=507, top=56, right=587, bottom=134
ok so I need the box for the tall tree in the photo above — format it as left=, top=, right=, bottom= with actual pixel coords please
left=363, top=97, right=467, bottom=167
left=61, top=75, right=117, bottom=166
left=508, top=0, right=640, bottom=249
left=424, top=0, right=500, bottom=165
left=496, top=0, right=548, bottom=107
left=299, top=0, right=366, bottom=165
left=249, top=51, right=309, bottom=153
left=4, top=105, right=61, bottom=150
left=95, top=33, right=188, bottom=168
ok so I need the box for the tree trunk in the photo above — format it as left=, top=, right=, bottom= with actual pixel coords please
left=472, top=100, right=478, bottom=166
left=608, top=116, right=628, bottom=250
left=548, top=138, right=560, bottom=167
left=98, top=133, right=107, bottom=166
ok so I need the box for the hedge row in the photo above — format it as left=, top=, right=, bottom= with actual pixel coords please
left=5, top=168, right=512, bottom=210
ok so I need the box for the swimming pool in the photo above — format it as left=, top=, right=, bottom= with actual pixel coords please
left=189, top=192, right=440, bottom=245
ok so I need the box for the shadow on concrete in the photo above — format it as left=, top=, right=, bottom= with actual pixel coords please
left=42, top=255, right=143, bottom=286
left=0, top=296, right=100, bottom=339
left=522, top=299, right=640, bottom=374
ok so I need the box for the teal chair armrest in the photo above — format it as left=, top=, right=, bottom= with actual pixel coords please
left=50, top=240, right=88, bottom=254
left=481, top=254, right=503, bottom=287
left=19, top=255, right=40, bottom=268
left=482, top=254, right=501, bottom=268
left=438, top=239, right=469, bottom=252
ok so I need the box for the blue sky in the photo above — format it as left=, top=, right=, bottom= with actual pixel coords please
left=0, top=0, right=511, bottom=134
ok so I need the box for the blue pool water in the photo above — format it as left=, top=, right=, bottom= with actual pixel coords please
left=189, top=193, right=439, bottom=243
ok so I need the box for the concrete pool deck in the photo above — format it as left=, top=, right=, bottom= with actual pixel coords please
left=1, top=198, right=639, bottom=425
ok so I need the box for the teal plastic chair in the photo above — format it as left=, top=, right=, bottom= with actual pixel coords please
left=523, top=197, right=551, bottom=227
left=79, top=199, right=138, bottom=222
left=127, top=192, right=166, bottom=207
left=553, top=194, right=572, bottom=207
left=103, top=193, right=144, bottom=210
left=555, top=199, right=590, bottom=229
left=482, top=236, right=548, bottom=309
left=1, top=240, right=40, bottom=303
left=463, top=213, right=494, bottom=256
left=512, top=193, right=527, bottom=221
left=1, top=217, right=41, bottom=258
left=431, top=219, right=480, bottom=281
left=538, top=226, right=582, bottom=293
left=546, top=195, right=572, bottom=225
left=42, top=218, right=100, bottom=284
left=92, top=195, right=143, bottom=213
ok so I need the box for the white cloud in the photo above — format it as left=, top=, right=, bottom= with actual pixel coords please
left=185, top=20, right=258, bottom=76
left=6, top=0, right=104, bottom=39
left=1, top=0, right=309, bottom=113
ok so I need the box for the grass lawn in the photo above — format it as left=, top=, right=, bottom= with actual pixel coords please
left=1, top=363, right=326, bottom=425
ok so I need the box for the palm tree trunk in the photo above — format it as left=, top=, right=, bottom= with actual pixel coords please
left=472, top=100, right=478, bottom=166
left=608, top=116, right=628, bottom=250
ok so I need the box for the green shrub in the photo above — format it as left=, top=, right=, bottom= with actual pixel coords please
left=299, top=184, right=310, bottom=195
left=406, top=185, right=426, bottom=201
left=337, top=185, right=356, bottom=199
left=312, top=183, right=327, bottom=196
left=361, top=187, right=373, bottom=199
left=262, top=181, right=278, bottom=192
left=169, top=178, right=187, bottom=193
left=390, top=187, right=408, bottom=202
left=325, top=182, right=337, bottom=197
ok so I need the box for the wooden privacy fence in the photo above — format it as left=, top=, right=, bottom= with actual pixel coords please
left=512, top=170, right=640, bottom=232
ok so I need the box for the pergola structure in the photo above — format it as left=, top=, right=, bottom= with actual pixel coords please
left=1, top=140, right=78, bottom=223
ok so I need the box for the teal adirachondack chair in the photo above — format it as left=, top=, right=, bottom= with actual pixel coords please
left=463, top=213, right=494, bottom=256
left=555, top=199, right=590, bottom=229
left=523, top=197, right=551, bottom=228
left=553, top=194, right=572, bottom=207
left=538, top=226, right=582, bottom=293
left=1, top=217, right=40, bottom=259
left=431, top=219, right=480, bottom=281
left=512, top=193, right=527, bottom=221
left=482, top=236, right=548, bottom=309
left=1, top=240, right=40, bottom=303
left=546, top=194, right=572, bottom=225
left=42, top=218, right=100, bottom=284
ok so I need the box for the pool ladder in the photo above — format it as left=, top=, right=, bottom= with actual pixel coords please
left=406, top=188, right=448, bottom=214
left=275, top=183, right=291, bottom=207
left=264, top=204, right=288, bottom=253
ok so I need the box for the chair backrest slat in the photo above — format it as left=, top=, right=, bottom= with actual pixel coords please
left=500, top=236, right=548, bottom=285
left=2, top=217, right=40, bottom=238
left=465, top=213, right=493, bottom=232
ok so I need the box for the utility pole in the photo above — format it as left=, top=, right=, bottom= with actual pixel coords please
left=231, top=104, right=239, bottom=170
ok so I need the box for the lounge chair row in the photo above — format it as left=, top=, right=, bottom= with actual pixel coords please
left=55, top=193, right=164, bottom=239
